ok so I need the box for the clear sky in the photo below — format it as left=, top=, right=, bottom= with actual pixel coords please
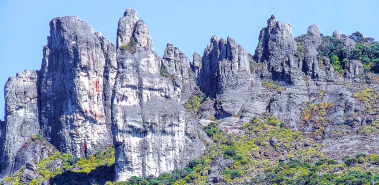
left=0, top=0, right=378, bottom=120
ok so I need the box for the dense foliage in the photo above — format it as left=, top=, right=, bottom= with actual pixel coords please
left=3, top=136, right=115, bottom=185
left=318, top=33, right=379, bottom=74
left=184, top=87, right=205, bottom=115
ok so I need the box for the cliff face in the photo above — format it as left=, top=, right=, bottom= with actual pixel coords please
left=112, top=10, right=204, bottom=181
left=1, top=8, right=379, bottom=184
left=194, top=15, right=379, bottom=160
left=39, top=16, right=114, bottom=157
left=0, top=70, right=40, bottom=178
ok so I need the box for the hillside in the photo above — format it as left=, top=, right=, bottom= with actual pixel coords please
left=1, top=8, right=379, bottom=185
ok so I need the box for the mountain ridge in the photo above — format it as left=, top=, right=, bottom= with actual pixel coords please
left=1, top=8, right=379, bottom=184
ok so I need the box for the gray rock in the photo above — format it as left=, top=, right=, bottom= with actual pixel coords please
left=301, top=25, right=322, bottom=79
left=192, top=52, right=202, bottom=81
left=332, top=30, right=356, bottom=51
left=25, top=162, right=36, bottom=171
left=269, top=137, right=279, bottom=146
left=96, top=32, right=118, bottom=136
left=13, top=137, right=55, bottom=174
left=49, top=158, right=63, bottom=172
left=19, top=169, right=38, bottom=183
left=253, top=15, right=298, bottom=83
left=116, top=9, right=139, bottom=49
left=207, top=155, right=234, bottom=183
left=333, top=30, right=343, bottom=40
left=161, top=43, right=196, bottom=102
left=39, top=16, right=113, bottom=157
left=0, top=70, right=40, bottom=178
left=112, top=9, right=206, bottom=181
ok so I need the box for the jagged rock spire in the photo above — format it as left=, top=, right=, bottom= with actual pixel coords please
left=117, top=8, right=139, bottom=48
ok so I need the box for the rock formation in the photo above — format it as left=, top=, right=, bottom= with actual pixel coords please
left=162, top=43, right=196, bottom=103
left=2, top=8, right=379, bottom=184
left=39, top=16, right=113, bottom=158
left=112, top=9, right=204, bottom=181
left=0, top=70, right=40, bottom=178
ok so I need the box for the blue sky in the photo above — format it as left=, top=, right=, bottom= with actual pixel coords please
left=0, top=0, right=378, bottom=120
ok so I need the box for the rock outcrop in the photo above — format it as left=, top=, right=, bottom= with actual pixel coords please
left=0, top=70, right=40, bottom=178
left=254, top=15, right=298, bottom=84
left=39, top=16, right=113, bottom=158
left=2, top=8, right=379, bottom=184
left=161, top=43, right=196, bottom=102
left=112, top=9, right=205, bottom=181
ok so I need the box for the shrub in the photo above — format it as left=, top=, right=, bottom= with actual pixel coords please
left=184, top=87, right=204, bottom=114
left=262, top=80, right=285, bottom=91
left=119, top=38, right=136, bottom=52
left=204, top=123, right=219, bottom=138
left=224, top=149, right=237, bottom=157
left=160, top=66, right=170, bottom=77
left=344, top=158, right=358, bottom=167
left=230, top=170, right=242, bottom=179
left=233, top=155, right=243, bottom=161
left=188, top=159, right=200, bottom=169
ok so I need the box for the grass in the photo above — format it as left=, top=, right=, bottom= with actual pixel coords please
left=262, top=80, right=286, bottom=91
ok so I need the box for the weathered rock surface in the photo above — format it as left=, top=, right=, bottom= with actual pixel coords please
left=162, top=43, right=196, bottom=102
left=3, top=8, right=379, bottom=183
left=193, top=15, right=379, bottom=161
left=13, top=137, right=55, bottom=175
left=0, top=70, right=40, bottom=178
left=254, top=15, right=298, bottom=83
left=112, top=9, right=205, bottom=181
left=39, top=16, right=113, bottom=157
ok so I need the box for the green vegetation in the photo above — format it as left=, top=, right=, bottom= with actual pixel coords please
left=108, top=113, right=324, bottom=184
left=249, top=60, right=262, bottom=72
left=295, top=36, right=305, bottom=60
left=160, top=65, right=171, bottom=78
left=319, top=36, right=348, bottom=74
left=331, top=54, right=344, bottom=74
left=120, top=37, right=136, bottom=52
left=301, top=102, right=333, bottom=136
left=319, top=34, right=379, bottom=75
left=3, top=136, right=115, bottom=185
left=184, top=87, right=204, bottom=115
left=351, top=42, right=379, bottom=73
left=203, top=122, right=220, bottom=138
left=261, top=153, right=379, bottom=185
left=8, top=113, right=379, bottom=185
left=354, top=88, right=379, bottom=102
left=262, top=80, right=286, bottom=91
left=354, top=88, right=379, bottom=115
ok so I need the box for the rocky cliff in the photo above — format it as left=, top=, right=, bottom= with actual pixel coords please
left=112, top=9, right=204, bottom=181
left=0, top=70, right=40, bottom=178
left=1, top=8, right=379, bottom=185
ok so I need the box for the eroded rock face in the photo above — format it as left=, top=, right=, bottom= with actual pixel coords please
left=96, top=32, right=118, bottom=135
left=254, top=15, right=298, bottom=84
left=162, top=43, right=196, bottom=102
left=0, top=70, right=40, bottom=178
left=13, top=137, right=55, bottom=174
left=112, top=9, right=205, bottom=181
left=39, top=16, right=113, bottom=158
